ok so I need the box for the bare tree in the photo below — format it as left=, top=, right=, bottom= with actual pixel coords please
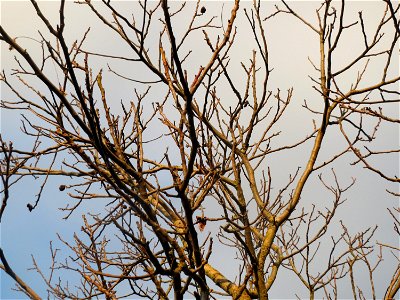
left=0, top=1, right=399, bottom=299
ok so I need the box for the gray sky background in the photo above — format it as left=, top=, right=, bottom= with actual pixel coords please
left=0, top=1, right=399, bottom=299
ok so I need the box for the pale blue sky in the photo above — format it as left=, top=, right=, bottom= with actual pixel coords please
left=1, top=1, right=399, bottom=299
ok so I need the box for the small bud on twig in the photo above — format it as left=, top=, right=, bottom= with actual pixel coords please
left=27, top=203, right=33, bottom=212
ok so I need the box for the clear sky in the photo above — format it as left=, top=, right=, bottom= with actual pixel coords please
left=1, top=1, right=399, bottom=299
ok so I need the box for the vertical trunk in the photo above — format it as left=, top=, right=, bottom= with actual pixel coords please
left=310, top=290, right=315, bottom=300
